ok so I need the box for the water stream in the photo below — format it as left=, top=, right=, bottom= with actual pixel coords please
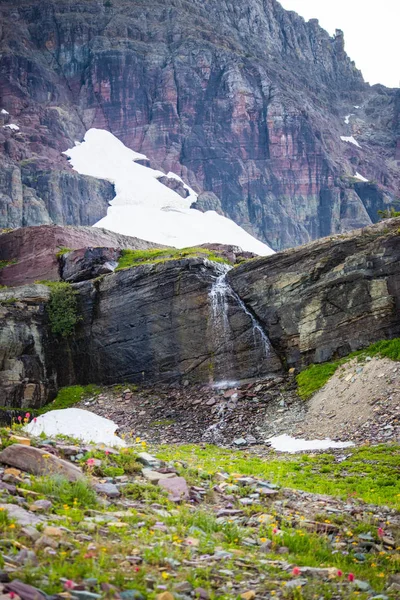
left=209, top=266, right=271, bottom=356
left=203, top=266, right=272, bottom=443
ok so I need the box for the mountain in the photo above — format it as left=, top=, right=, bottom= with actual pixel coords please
left=0, top=0, right=399, bottom=250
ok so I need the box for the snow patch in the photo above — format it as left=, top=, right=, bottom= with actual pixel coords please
left=63, top=129, right=273, bottom=256
left=24, top=408, right=126, bottom=447
left=340, top=136, right=361, bottom=148
left=1, top=109, right=9, bottom=115
left=344, top=114, right=353, bottom=124
left=354, top=171, right=369, bottom=182
left=267, top=434, right=354, bottom=454
left=3, top=123, right=19, bottom=131
left=354, top=105, right=360, bottom=109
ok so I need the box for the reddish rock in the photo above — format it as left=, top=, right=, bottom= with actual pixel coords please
left=159, top=476, right=189, bottom=502
left=0, top=225, right=166, bottom=287
left=0, top=444, right=85, bottom=481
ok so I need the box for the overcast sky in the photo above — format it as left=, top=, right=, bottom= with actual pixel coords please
left=279, top=0, right=399, bottom=88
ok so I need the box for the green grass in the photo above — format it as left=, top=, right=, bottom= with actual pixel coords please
left=297, top=336, right=400, bottom=399
left=157, top=443, right=400, bottom=509
left=38, top=281, right=81, bottom=337
left=40, top=384, right=101, bottom=412
left=56, top=246, right=72, bottom=258
left=0, top=258, right=17, bottom=269
left=26, top=475, right=98, bottom=509
left=116, top=247, right=229, bottom=271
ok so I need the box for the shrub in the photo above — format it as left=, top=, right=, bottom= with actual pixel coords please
left=46, top=282, right=80, bottom=337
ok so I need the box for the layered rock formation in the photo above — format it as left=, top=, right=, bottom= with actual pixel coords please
left=0, top=225, right=166, bottom=287
left=0, top=0, right=398, bottom=249
left=230, top=218, right=400, bottom=368
left=3, top=220, right=400, bottom=406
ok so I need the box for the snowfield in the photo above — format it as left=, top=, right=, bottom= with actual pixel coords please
left=340, top=135, right=361, bottom=148
left=63, top=129, right=274, bottom=256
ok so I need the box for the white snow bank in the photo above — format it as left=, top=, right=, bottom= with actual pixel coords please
left=344, top=114, right=353, bottom=124
left=24, top=408, right=126, bottom=447
left=3, top=123, right=19, bottom=131
left=1, top=109, right=9, bottom=115
left=267, top=434, right=354, bottom=454
left=340, top=136, right=361, bottom=148
left=354, top=171, right=368, bottom=182
left=63, top=129, right=274, bottom=256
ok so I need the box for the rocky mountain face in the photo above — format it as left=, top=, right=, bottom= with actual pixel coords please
left=0, top=0, right=398, bottom=249
left=2, top=218, right=400, bottom=406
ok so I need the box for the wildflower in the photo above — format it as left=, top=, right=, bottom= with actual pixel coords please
left=260, top=537, right=267, bottom=543
left=9, top=524, right=15, bottom=529
left=348, top=573, right=355, bottom=582
left=161, top=572, right=169, bottom=580
left=135, top=437, right=141, bottom=443
left=33, top=417, right=37, bottom=423
left=86, top=458, right=96, bottom=466
left=17, top=416, right=22, bottom=423
left=272, top=528, right=278, bottom=535
left=25, top=412, right=30, bottom=419
left=377, top=527, right=384, bottom=538
left=337, top=570, right=343, bottom=577
left=9, top=593, right=17, bottom=600
left=105, top=450, right=110, bottom=456
left=64, top=581, right=75, bottom=590
left=63, top=504, right=69, bottom=511
left=292, top=567, right=301, bottom=576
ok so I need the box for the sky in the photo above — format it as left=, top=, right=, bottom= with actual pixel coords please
left=279, top=0, right=399, bottom=88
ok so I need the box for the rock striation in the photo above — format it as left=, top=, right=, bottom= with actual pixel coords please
left=3, top=219, right=400, bottom=403
left=230, top=217, right=400, bottom=368
left=0, top=0, right=398, bottom=249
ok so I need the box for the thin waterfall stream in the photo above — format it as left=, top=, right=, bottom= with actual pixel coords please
left=203, top=265, right=272, bottom=443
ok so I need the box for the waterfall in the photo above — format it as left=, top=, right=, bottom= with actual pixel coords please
left=209, top=265, right=271, bottom=357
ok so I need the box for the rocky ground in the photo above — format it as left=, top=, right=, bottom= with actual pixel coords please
left=76, top=355, right=400, bottom=448
left=0, top=424, right=398, bottom=600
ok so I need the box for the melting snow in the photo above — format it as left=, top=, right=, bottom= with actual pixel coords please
left=63, top=129, right=273, bottom=256
left=354, top=172, right=369, bottom=182
left=1, top=109, right=9, bottom=115
left=268, top=434, right=354, bottom=454
left=340, top=135, right=361, bottom=148
left=354, top=105, right=360, bottom=109
left=24, top=408, right=126, bottom=447
left=3, top=123, right=19, bottom=131
left=344, top=114, right=353, bottom=124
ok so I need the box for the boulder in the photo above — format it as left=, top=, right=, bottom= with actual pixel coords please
left=0, top=445, right=84, bottom=481
left=159, top=477, right=189, bottom=502
left=61, top=247, right=121, bottom=283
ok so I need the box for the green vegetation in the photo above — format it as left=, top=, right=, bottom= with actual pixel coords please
left=25, top=475, right=98, bottom=509
left=0, top=424, right=397, bottom=598
left=378, top=206, right=400, bottom=219
left=116, top=247, right=229, bottom=271
left=42, top=281, right=81, bottom=337
left=0, top=258, right=17, bottom=269
left=297, top=337, right=400, bottom=399
left=42, top=384, right=101, bottom=412
left=56, top=246, right=73, bottom=258
left=158, top=443, right=400, bottom=509
left=0, top=297, right=17, bottom=305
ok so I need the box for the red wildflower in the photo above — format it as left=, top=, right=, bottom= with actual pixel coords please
left=17, top=416, right=22, bottom=422
left=86, top=458, right=96, bottom=466
left=377, top=527, right=384, bottom=538
left=337, top=570, right=343, bottom=577
left=348, top=573, right=355, bottom=582
left=292, top=567, right=301, bottom=576
left=64, top=581, right=75, bottom=590
left=25, top=412, right=30, bottom=419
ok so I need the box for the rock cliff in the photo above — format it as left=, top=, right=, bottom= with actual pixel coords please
left=3, top=220, right=400, bottom=405
left=230, top=218, right=400, bottom=368
left=0, top=0, right=398, bottom=249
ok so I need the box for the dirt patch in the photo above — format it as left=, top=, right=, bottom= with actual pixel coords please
left=294, top=356, right=400, bottom=443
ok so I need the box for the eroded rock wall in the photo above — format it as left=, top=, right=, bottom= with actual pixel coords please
left=229, top=218, right=400, bottom=368
left=0, top=0, right=398, bottom=249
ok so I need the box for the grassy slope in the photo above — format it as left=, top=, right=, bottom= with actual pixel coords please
left=297, top=337, right=400, bottom=399
left=116, top=247, right=228, bottom=270
left=0, top=432, right=398, bottom=599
